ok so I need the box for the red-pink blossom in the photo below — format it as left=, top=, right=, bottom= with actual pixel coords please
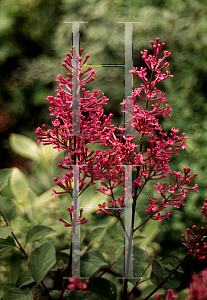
left=58, top=206, right=87, bottom=227
left=65, top=277, right=90, bottom=297
left=184, top=268, right=207, bottom=300
left=155, top=288, right=178, bottom=300
left=181, top=226, right=207, bottom=260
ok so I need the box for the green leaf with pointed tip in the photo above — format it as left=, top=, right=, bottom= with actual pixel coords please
left=151, top=258, right=183, bottom=289
left=0, top=195, right=16, bottom=221
left=80, top=226, right=85, bottom=245
left=88, top=277, right=117, bottom=300
left=9, top=133, right=42, bottom=162
left=162, top=258, right=184, bottom=273
left=133, top=245, right=148, bottom=261
left=115, top=255, right=124, bottom=276
left=151, top=273, right=182, bottom=290
left=1, top=287, right=33, bottom=300
left=0, top=236, right=16, bottom=255
left=3, top=283, right=16, bottom=292
left=10, top=168, right=29, bottom=201
left=80, top=250, right=108, bottom=277
left=28, top=241, right=56, bottom=283
left=62, top=246, right=87, bottom=257
left=0, top=169, right=12, bottom=192
left=89, top=226, right=107, bottom=244
left=27, top=189, right=38, bottom=204
left=49, top=290, right=61, bottom=300
left=156, top=256, right=162, bottom=262
left=66, top=290, right=86, bottom=300
left=133, top=255, right=142, bottom=278
left=0, top=226, right=12, bottom=239
left=115, top=246, right=123, bottom=259
left=16, top=271, right=35, bottom=288
left=26, top=225, right=56, bottom=243
left=33, top=186, right=62, bottom=206
left=152, top=259, right=163, bottom=282
left=39, top=143, right=63, bottom=162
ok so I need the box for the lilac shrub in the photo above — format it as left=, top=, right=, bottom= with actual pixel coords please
left=35, top=38, right=206, bottom=299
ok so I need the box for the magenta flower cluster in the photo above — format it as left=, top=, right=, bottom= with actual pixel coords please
left=35, top=39, right=207, bottom=298
left=155, top=289, right=178, bottom=300
left=184, top=267, right=207, bottom=300
left=36, top=38, right=198, bottom=225
left=180, top=198, right=207, bottom=260
left=63, top=277, right=90, bottom=298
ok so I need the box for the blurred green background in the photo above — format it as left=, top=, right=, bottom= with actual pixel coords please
left=0, top=0, right=207, bottom=298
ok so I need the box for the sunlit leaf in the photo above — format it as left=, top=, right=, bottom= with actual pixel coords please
left=9, top=133, right=41, bottom=162
left=26, top=225, right=56, bottom=243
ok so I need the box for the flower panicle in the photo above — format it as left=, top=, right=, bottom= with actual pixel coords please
left=201, top=198, right=207, bottom=218
left=58, top=206, right=87, bottom=227
left=36, top=38, right=200, bottom=230
left=181, top=225, right=207, bottom=260
left=145, top=167, right=198, bottom=221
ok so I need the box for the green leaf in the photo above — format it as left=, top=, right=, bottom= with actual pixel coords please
left=88, top=277, right=117, bottom=300
left=16, top=271, right=35, bottom=288
left=133, top=235, right=146, bottom=245
left=26, top=225, right=56, bottom=243
left=28, top=241, right=56, bottom=283
left=50, top=290, right=61, bottom=300
left=80, top=226, right=85, bottom=245
left=33, top=187, right=62, bottom=206
left=1, top=287, right=33, bottom=300
left=66, top=290, right=86, bottom=300
left=10, top=168, right=29, bottom=202
left=115, top=246, right=123, bottom=259
left=9, top=133, right=42, bottom=162
left=89, top=227, right=107, bottom=244
left=10, top=252, right=21, bottom=282
left=0, top=195, right=16, bottom=221
left=115, top=256, right=124, bottom=276
left=80, top=250, right=108, bottom=277
left=162, top=273, right=182, bottom=290
left=3, top=283, right=16, bottom=292
left=151, top=272, right=182, bottom=290
left=161, top=258, right=184, bottom=273
left=133, top=255, right=142, bottom=278
left=0, top=236, right=16, bottom=255
left=152, top=259, right=163, bottom=283
left=133, top=246, right=148, bottom=261
left=0, top=168, right=12, bottom=191
left=0, top=226, right=12, bottom=239
left=156, top=256, right=162, bottom=262
left=27, top=189, right=38, bottom=204
left=62, top=246, right=88, bottom=257
left=151, top=258, right=183, bottom=289
left=39, top=143, right=63, bottom=162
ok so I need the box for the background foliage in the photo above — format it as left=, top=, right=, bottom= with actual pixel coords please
left=0, top=0, right=207, bottom=298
